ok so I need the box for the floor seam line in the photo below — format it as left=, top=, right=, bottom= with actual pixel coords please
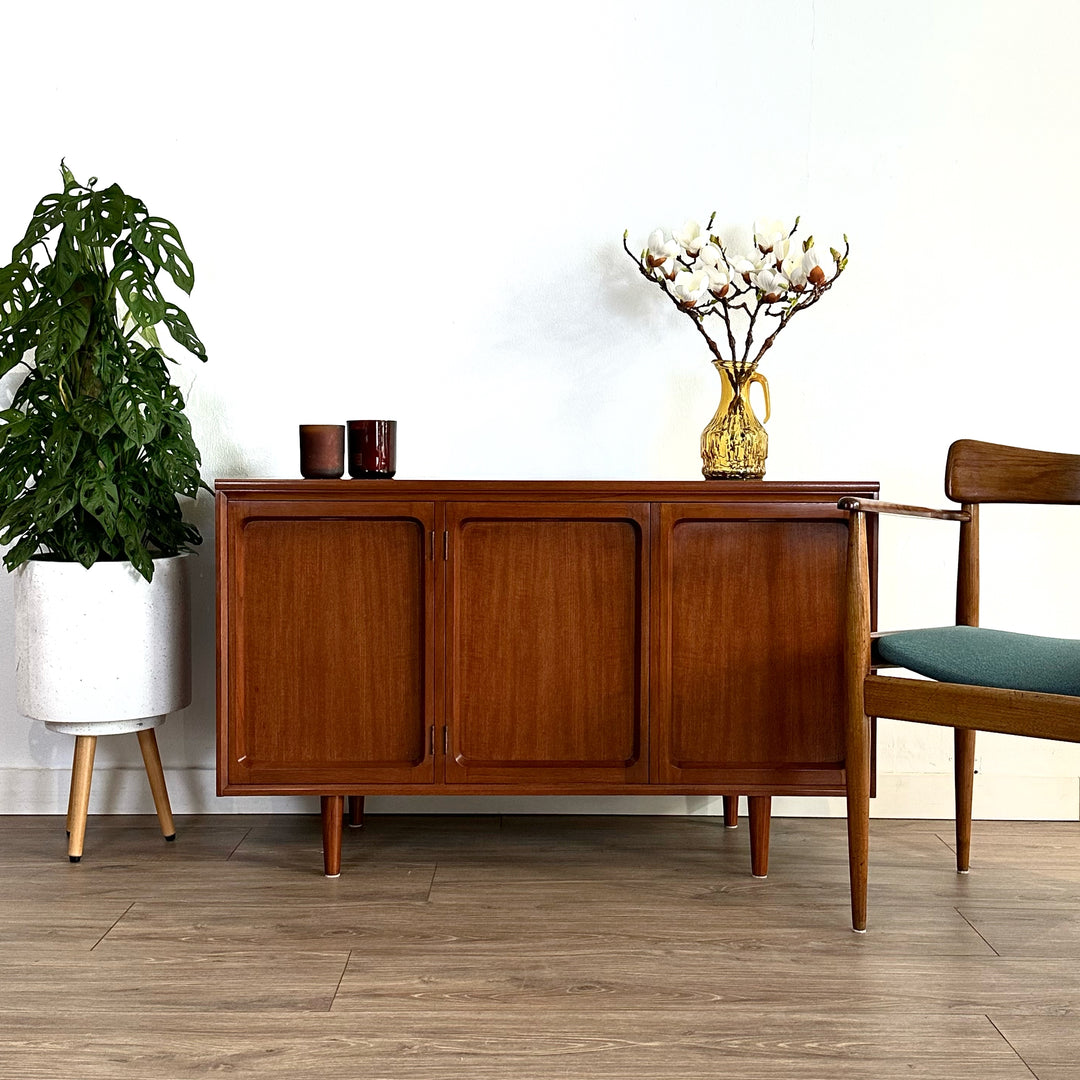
left=955, top=907, right=1001, bottom=957
left=986, top=1015, right=1039, bottom=1078
left=90, top=900, right=136, bottom=951
left=328, top=949, right=352, bottom=1012
left=225, top=826, right=253, bottom=861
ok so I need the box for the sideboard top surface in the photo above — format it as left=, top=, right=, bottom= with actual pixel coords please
left=215, top=478, right=880, bottom=502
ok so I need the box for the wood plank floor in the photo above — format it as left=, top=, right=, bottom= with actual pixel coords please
left=0, top=813, right=1077, bottom=1079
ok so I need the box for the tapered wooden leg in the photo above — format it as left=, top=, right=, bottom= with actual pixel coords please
left=136, top=728, right=176, bottom=841
left=321, top=795, right=343, bottom=877
left=748, top=796, right=771, bottom=878
left=65, top=740, right=79, bottom=836
left=723, top=795, right=739, bottom=829
left=347, top=795, right=365, bottom=828
left=843, top=506, right=872, bottom=932
left=954, top=728, right=976, bottom=873
left=846, top=710, right=871, bottom=932
left=67, top=735, right=97, bottom=862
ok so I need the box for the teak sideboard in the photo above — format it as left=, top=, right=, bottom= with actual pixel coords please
left=215, top=479, right=878, bottom=876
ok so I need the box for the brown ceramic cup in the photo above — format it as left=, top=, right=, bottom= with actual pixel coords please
left=298, top=424, right=345, bottom=479
left=347, top=420, right=397, bottom=478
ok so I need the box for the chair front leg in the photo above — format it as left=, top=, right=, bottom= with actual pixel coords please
left=954, top=728, right=975, bottom=873
left=842, top=505, right=873, bottom=932
left=846, top=709, right=871, bottom=932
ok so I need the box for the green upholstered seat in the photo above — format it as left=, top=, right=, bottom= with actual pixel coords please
left=874, top=625, right=1080, bottom=697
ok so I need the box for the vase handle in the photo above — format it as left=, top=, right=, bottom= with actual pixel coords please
left=749, top=371, right=771, bottom=424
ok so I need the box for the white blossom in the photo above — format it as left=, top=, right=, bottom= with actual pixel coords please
left=696, top=242, right=724, bottom=268
left=671, top=269, right=710, bottom=306
left=782, top=253, right=808, bottom=292
left=701, top=260, right=733, bottom=298
left=646, top=228, right=681, bottom=269
left=753, top=217, right=789, bottom=254
left=673, top=220, right=705, bottom=255
left=728, top=250, right=767, bottom=282
left=751, top=268, right=789, bottom=303
left=802, top=246, right=826, bottom=287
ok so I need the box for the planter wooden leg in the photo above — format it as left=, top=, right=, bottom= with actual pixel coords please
left=748, top=795, right=771, bottom=878
left=65, top=740, right=79, bottom=836
left=347, top=795, right=365, bottom=828
left=321, top=796, right=343, bottom=877
left=67, top=735, right=96, bottom=862
left=137, top=728, right=176, bottom=842
left=723, top=795, right=739, bottom=829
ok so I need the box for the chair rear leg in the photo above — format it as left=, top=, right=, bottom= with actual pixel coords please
left=954, top=728, right=975, bottom=873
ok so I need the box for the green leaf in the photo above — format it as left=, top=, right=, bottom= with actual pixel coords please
left=161, top=302, right=207, bottom=361
left=109, top=381, right=160, bottom=446
left=80, top=475, right=120, bottom=533
left=0, top=262, right=37, bottom=328
left=79, top=184, right=130, bottom=251
left=67, top=529, right=101, bottom=569
left=41, top=231, right=85, bottom=298
left=109, top=249, right=166, bottom=327
left=45, top=413, right=82, bottom=473
left=46, top=296, right=92, bottom=364
left=10, top=190, right=65, bottom=263
left=2, top=532, right=41, bottom=573
left=0, top=319, right=39, bottom=375
left=129, top=216, right=194, bottom=293
left=70, top=397, right=114, bottom=437
left=116, top=510, right=154, bottom=581
left=31, top=476, right=79, bottom=531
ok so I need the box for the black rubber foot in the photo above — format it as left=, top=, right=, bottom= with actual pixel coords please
left=69, top=855, right=81, bottom=863
left=164, top=834, right=177, bottom=842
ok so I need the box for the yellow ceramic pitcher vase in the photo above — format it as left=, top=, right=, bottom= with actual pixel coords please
left=700, top=361, right=771, bottom=480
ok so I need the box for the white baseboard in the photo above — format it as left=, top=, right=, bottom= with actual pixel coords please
left=0, top=768, right=1077, bottom=820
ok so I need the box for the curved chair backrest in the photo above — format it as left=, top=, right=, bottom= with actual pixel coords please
left=946, top=440, right=1080, bottom=505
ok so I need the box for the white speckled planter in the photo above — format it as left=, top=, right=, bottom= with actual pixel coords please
left=14, top=555, right=191, bottom=735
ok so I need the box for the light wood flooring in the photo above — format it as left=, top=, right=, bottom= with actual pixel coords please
left=1, top=812, right=1078, bottom=1079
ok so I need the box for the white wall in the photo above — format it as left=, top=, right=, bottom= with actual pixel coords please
left=2, top=0, right=1078, bottom=819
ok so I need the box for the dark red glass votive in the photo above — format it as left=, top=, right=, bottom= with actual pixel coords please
left=347, top=420, right=397, bottom=478
left=298, top=424, right=345, bottom=478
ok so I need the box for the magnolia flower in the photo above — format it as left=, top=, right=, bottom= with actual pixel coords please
left=646, top=228, right=681, bottom=270
left=728, top=250, right=767, bottom=283
left=673, top=220, right=705, bottom=255
left=754, top=217, right=789, bottom=254
left=751, top=268, right=789, bottom=303
left=770, top=236, right=794, bottom=265
left=782, top=253, right=808, bottom=292
left=696, top=242, right=724, bottom=268
left=701, top=260, right=733, bottom=298
left=671, top=269, right=710, bottom=307
left=802, top=246, right=827, bottom=287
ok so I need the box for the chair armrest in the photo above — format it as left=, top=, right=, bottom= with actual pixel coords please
left=837, top=497, right=970, bottom=522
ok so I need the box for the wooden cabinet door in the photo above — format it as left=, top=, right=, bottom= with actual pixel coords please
left=653, top=501, right=848, bottom=790
left=221, top=499, right=436, bottom=790
left=443, top=501, right=649, bottom=785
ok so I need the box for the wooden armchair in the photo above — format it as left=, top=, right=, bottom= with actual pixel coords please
left=840, top=439, right=1080, bottom=932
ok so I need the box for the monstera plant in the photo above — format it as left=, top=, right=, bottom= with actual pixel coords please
left=0, top=162, right=208, bottom=581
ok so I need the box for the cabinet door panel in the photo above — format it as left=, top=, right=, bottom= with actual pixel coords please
left=655, top=505, right=847, bottom=786
left=445, top=502, right=649, bottom=784
left=225, top=501, right=435, bottom=787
